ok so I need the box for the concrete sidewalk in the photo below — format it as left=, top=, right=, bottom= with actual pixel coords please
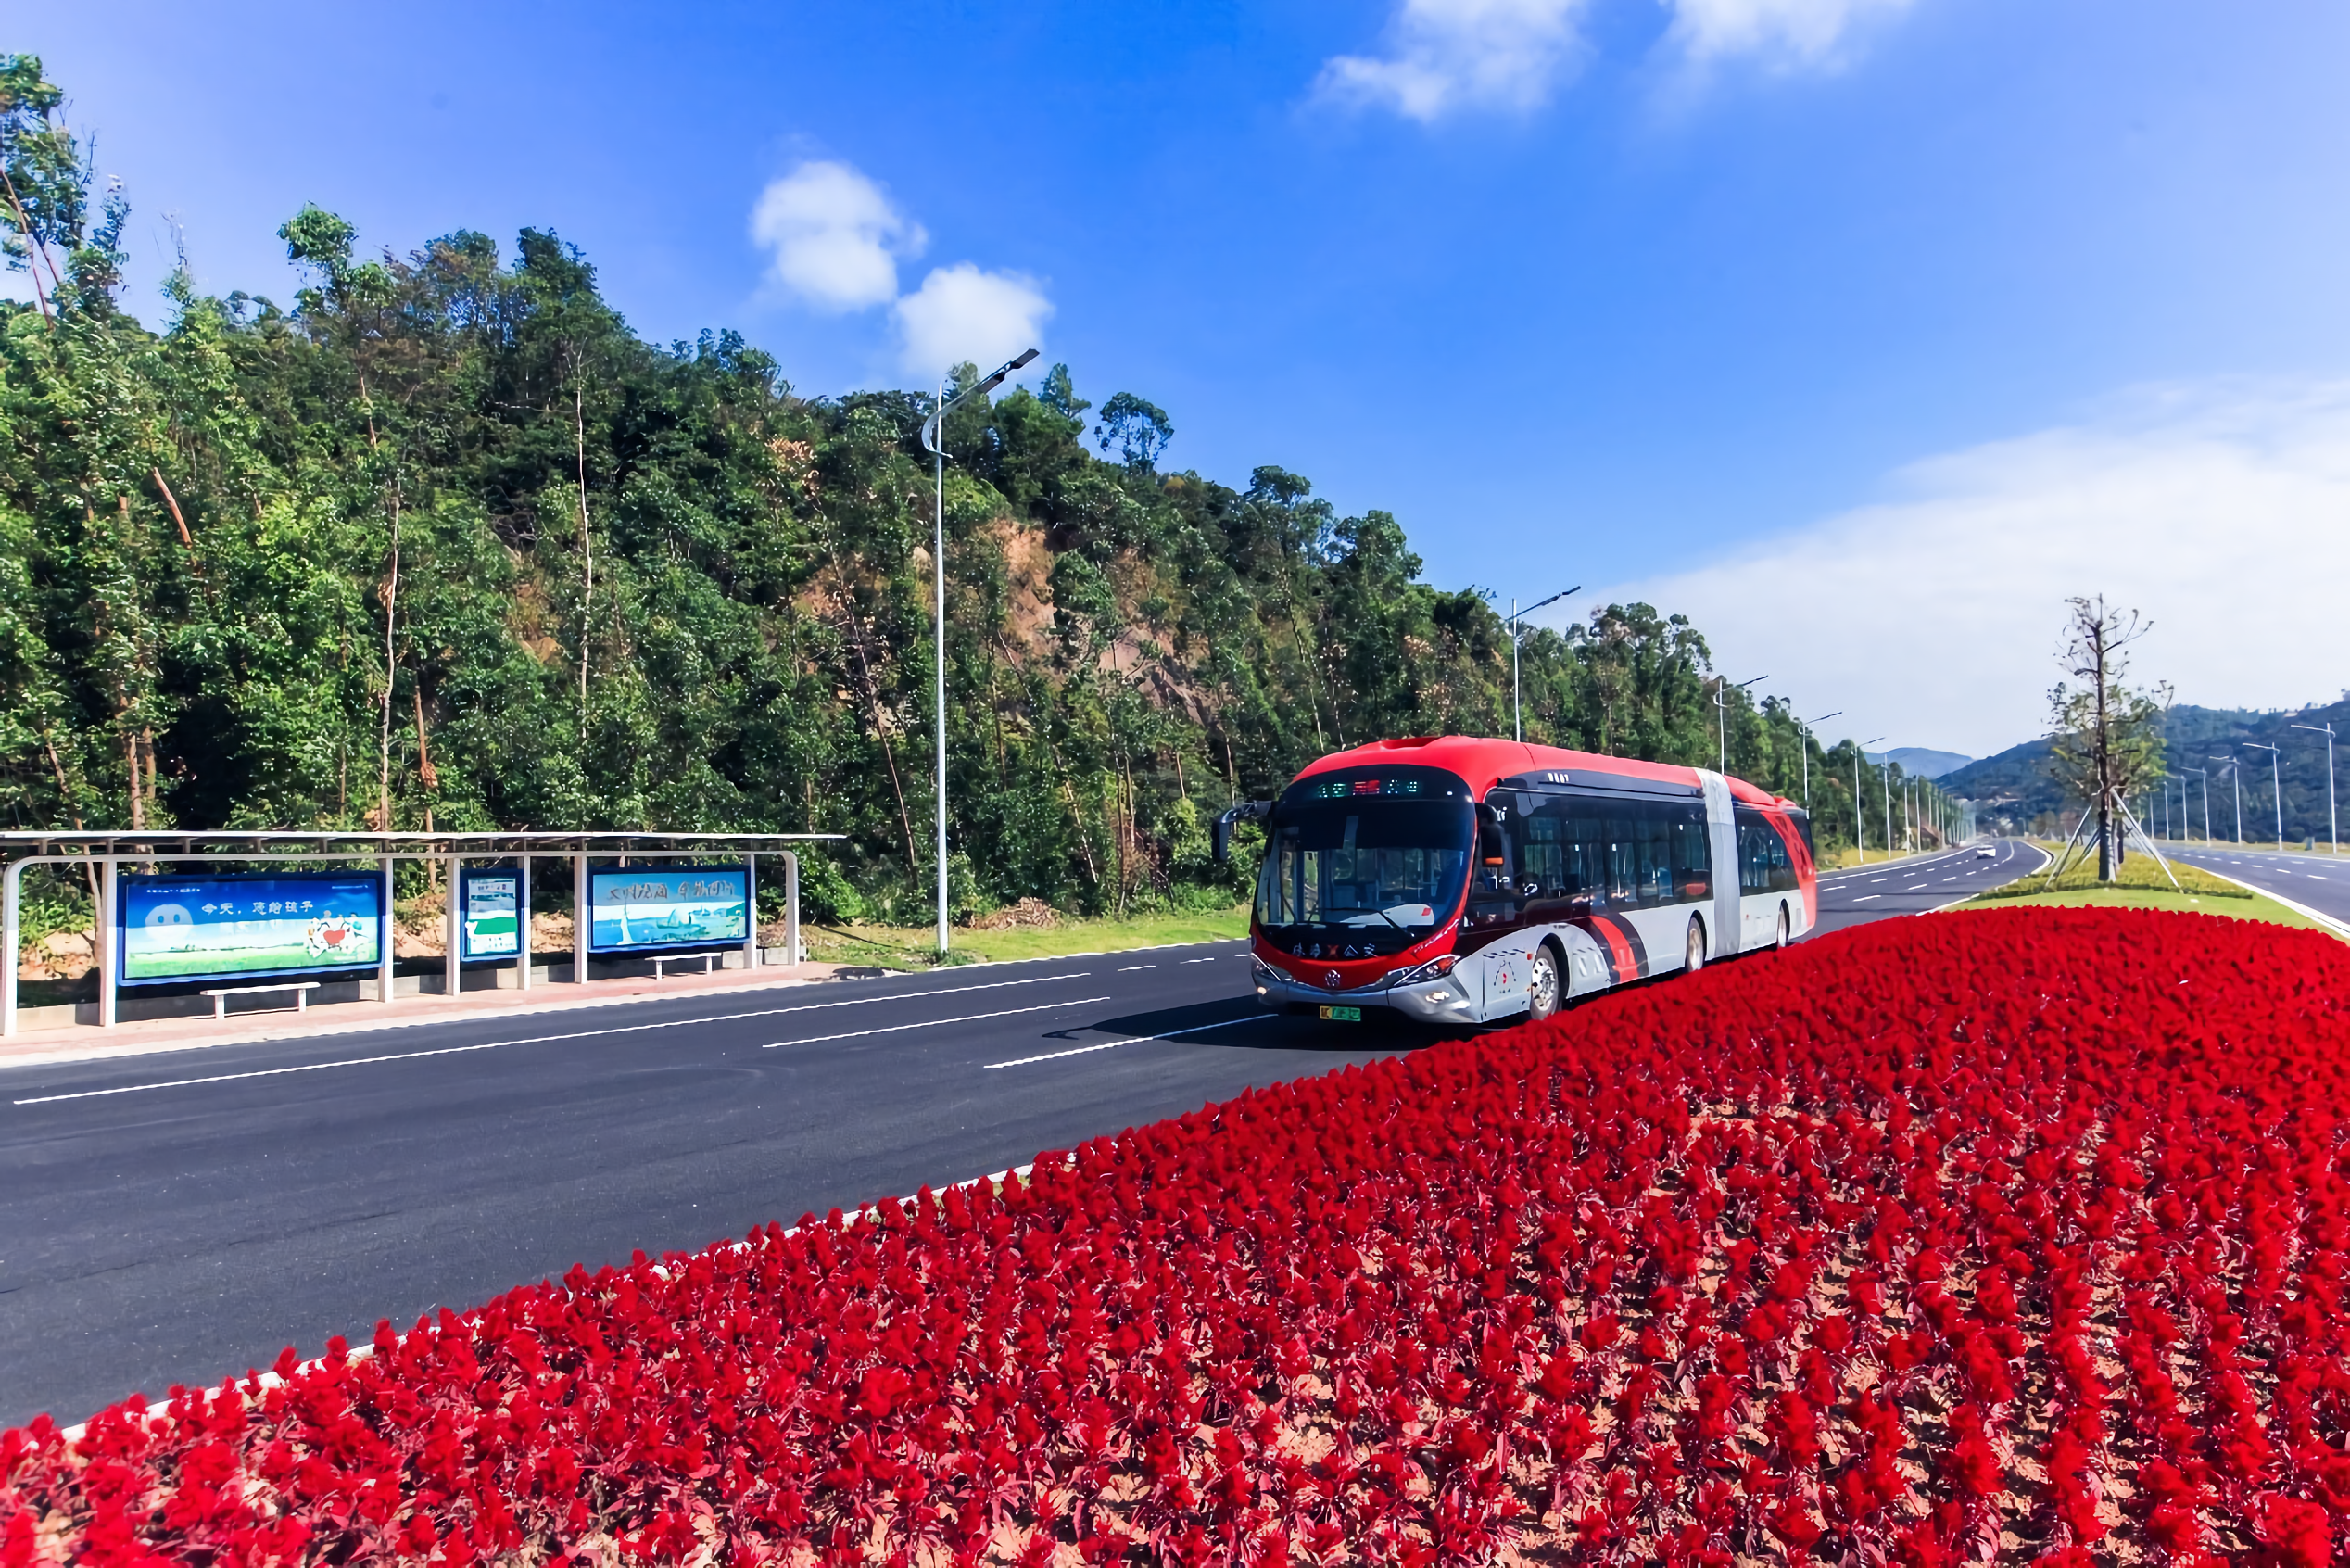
left=0, top=958, right=853, bottom=1072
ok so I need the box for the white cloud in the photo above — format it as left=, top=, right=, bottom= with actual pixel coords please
left=892, top=263, right=1054, bottom=378
left=749, top=160, right=924, bottom=312
left=1596, top=382, right=2350, bottom=760
left=1661, top=0, right=1914, bottom=68
left=1313, top=0, right=1914, bottom=120
left=1313, top=0, right=1589, bottom=122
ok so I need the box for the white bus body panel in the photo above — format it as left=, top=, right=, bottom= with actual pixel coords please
left=1698, top=770, right=1738, bottom=961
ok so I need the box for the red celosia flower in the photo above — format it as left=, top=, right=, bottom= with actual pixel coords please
left=8, top=907, right=2350, bottom=1566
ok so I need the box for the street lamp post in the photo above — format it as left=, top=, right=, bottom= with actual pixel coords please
left=1506, top=587, right=1580, bottom=743
left=2247, top=741, right=2283, bottom=849
left=1799, top=711, right=1842, bottom=816
left=1714, top=674, right=1769, bottom=776
left=2212, top=756, right=2243, bottom=844
left=2182, top=765, right=2209, bottom=843
left=2292, top=722, right=2337, bottom=855
left=918, top=348, right=1039, bottom=954
left=1856, top=737, right=1885, bottom=864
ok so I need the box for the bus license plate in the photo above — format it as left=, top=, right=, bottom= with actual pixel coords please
left=1320, top=1005, right=1362, bottom=1022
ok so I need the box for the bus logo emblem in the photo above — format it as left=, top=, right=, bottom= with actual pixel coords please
left=1325, top=969, right=1343, bottom=989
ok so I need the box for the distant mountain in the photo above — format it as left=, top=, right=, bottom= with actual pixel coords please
left=1878, top=747, right=1974, bottom=779
left=1942, top=699, right=2350, bottom=841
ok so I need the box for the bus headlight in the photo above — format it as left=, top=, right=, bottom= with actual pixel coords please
left=1386, top=953, right=1457, bottom=988
left=1252, top=958, right=1279, bottom=995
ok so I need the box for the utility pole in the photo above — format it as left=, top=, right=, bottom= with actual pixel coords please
left=1856, top=739, right=1884, bottom=863
left=918, top=348, right=1039, bottom=955
left=1799, top=712, right=1842, bottom=816
left=2247, top=741, right=2282, bottom=849
left=1715, top=675, right=1768, bottom=776
left=2213, top=756, right=2242, bottom=844
left=2183, top=765, right=2209, bottom=843
left=2292, top=722, right=2337, bottom=855
left=1506, top=587, right=1579, bottom=743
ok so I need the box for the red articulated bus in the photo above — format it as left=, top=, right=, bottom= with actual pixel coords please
left=1214, top=736, right=1816, bottom=1028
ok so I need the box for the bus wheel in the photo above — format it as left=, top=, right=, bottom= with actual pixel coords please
left=1524, top=945, right=1560, bottom=1021
left=1685, top=917, right=1706, bottom=973
left=1775, top=904, right=1791, bottom=949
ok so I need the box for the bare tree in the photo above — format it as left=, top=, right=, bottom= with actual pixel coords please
left=2048, top=595, right=2170, bottom=881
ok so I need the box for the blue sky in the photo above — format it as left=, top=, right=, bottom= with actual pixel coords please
left=21, top=1, right=2350, bottom=755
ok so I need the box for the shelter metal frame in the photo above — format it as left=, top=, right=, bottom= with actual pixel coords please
left=2, top=831, right=843, bottom=1037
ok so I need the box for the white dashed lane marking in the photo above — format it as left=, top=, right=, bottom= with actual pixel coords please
left=764, top=996, right=1112, bottom=1049
left=15, top=972, right=1104, bottom=1106
left=985, top=1013, right=1280, bottom=1069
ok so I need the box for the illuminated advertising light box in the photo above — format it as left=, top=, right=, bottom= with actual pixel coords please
left=459, top=867, right=523, bottom=961
left=118, top=873, right=385, bottom=988
left=588, top=865, right=749, bottom=955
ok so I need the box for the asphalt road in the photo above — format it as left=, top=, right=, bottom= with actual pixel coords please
left=1809, top=836, right=2048, bottom=936
left=0, top=842, right=2047, bottom=1429
left=2164, top=842, right=2350, bottom=927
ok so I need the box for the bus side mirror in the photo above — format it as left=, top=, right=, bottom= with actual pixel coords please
left=1214, top=801, right=1271, bottom=865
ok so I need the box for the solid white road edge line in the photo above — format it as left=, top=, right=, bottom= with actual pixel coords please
left=762, top=996, right=1111, bottom=1049
left=985, top=1012, right=1280, bottom=1069
left=2194, top=867, right=2350, bottom=941
left=12, top=972, right=1100, bottom=1106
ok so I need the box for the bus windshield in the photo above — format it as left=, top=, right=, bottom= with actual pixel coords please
left=1253, top=797, right=1472, bottom=944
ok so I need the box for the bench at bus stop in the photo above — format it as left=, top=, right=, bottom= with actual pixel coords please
left=200, top=980, right=321, bottom=1020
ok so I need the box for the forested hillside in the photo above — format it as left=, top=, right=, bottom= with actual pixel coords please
left=1, top=56, right=1882, bottom=931
left=1945, top=698, right=2350, bottom=841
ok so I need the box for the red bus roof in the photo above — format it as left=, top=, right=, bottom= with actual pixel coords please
left=1293, top=736, right=1799, bottom=811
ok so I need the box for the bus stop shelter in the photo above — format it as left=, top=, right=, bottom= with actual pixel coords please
left=2, top=830, right=843, bottom=1037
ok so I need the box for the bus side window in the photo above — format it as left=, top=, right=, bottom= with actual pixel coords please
left=1606, top=816, right=1637, bottom=904
left=1674, top=811, right=1712, bottom=902
left=1569, top=804, right=1606, bottom=902
left=1734, top=809, right=1767, bottom=893
left=1521, top=807, right=1566, bottom=896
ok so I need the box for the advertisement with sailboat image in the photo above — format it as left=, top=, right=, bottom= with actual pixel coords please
left=588, top=866, right=749, bottom=955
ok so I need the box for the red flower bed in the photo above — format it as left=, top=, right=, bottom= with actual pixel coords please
left=9, top=905, right=2350, bottom=1565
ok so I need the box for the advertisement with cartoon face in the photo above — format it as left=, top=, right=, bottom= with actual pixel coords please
left=119, top=874, right=385, bottom=986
